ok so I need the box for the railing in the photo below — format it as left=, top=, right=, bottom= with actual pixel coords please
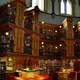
left=39, top=28, right=66, bottom=40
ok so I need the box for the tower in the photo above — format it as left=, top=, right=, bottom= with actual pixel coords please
left=12, top=0, right=25, bottom=53
left=8, top=0, right=26, bottom=67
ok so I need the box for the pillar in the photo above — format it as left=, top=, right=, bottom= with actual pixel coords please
left=64, top=16, right=74, bottom=57
left=32, top=6, right=40, bottom=57
left=13, top=0, right=25, bottom=53
left=10, top=0, right=25, bottom=68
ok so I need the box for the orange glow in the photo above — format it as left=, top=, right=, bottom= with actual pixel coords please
left=15, top=77, right=23, bottom=80
left=15, top=70, right=49, bottom=80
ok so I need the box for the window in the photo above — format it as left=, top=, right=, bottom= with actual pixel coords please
left=66, top=0, right=72, bottom=15
left=26, top=0, right=44, bottom=11
left=61, top=0, right=72, bottom=15
left=32, top=0, right=44, bottom=11
left=61, top=0, right=65, bottom=14
left=38, top=0, right=44, bottom=11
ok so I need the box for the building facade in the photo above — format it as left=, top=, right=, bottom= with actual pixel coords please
left=0, top=0, right=80, bottom=73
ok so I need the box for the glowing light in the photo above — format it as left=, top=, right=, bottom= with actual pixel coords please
left=61, top=0, right=65, bottom=14
left=55, top=46, right=58, bottom=49
left=5, top=32, right=9, bottom=35
left=41, top=21, right=44, bottom=24
left=15, top=77, right=23, bottom=80
left=25, top=0, right=44, bottom=11
left=39, top=77, right=44, bottom=80
left=73, top=25, right=75, bottom=28
left=59, top=25, right=62, bottom=28
left=63, top=18, right=67, bottom=29
left=38, top=0, right=44, bottom=11
left=66, top=0, right=72, bottom=15
left=26, top=68, right=29, bottom=71
left=59, top=44, right=62, bottom=47
left=63, top=68, right=66, bottom=72
left=55, top=30, right=57, bottom=33
left=78, top=21, right=80, bottom=26
left=8, top=4, right=11, bottom=7
left=41, top=42, right=44, bottom=44
left=8, top=57, right=12, bottom=61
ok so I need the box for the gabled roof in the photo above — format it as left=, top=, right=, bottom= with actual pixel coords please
left=39, top=11, right=80, bottom=25
left=24, top=6, right=80, bottom=25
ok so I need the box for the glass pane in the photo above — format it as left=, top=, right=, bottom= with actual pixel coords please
left=66, top=0, right=72, bottom=15
left=38, top=0, right=44, bottom=11
left=26, top=0, right=44, bottom=11
left=61, top=0, right=65, bottom=14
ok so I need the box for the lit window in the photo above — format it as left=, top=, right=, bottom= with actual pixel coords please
left=26, top=0, right=44, bottom=11
left=66, top=0, right=72, bottom=15
left=61, top=0, right=65, bottom=14
left=60, top=0, right=72, bottom=15
left=38, top=0, right=44, bottom=11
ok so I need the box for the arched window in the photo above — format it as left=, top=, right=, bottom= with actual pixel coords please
left=60, top=0, right=72, bottom=15
left=26, top=0, right=52, bottom=13
left=66, top=0, right=72, bottom=15
left=61, top=0, right=65, bottom=14
left=26, top=0, right=44, bottom=11
left=38, top=0, right=44, bottom=11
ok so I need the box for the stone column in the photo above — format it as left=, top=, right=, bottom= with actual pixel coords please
left=63, top=16, right=74, bottom=57
left=32, top=7, right=40, bottom=57
left=13, top=0, right=25, bottom=53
